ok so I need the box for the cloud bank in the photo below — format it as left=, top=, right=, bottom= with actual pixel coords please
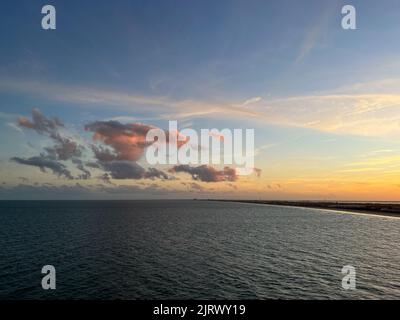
left=11, top=156, right=73, bottom=179
left=170, top=165, right=237, bottom=182
left=11, top=109, right=241, bottom=187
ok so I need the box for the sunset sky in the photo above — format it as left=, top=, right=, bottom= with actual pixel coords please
left=1, top=0, right=400, bottom=200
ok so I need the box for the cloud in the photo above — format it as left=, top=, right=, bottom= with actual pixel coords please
left=11, top=155, right=73, bottom=179
left=99, top=173, right=112, bottom=184
left=0, top=79, right=265, bottom=121
left=181, top=182, right=209, bottom=192
left=5, top=78, right=400, bottom=137
left=44, top=134, right=82, bottom=160
left=241, top=96, right=262, bottom=106
left=227, top=183, right=238, bottom=190
left=254, top=168, right=262, bottom=177
left=170, top=165, right=237, bottom=182
left=85, top=161, right=102, bottom=169
left=144, top=167, right=169, bottom=180
left=188, top=182, right=205, bottom=191
left=90, top=145, right=118, bottom=162
left=13, top=109, right=88, bottom=179
left=86, top=120, right=188, bottom=165
left=0, top=183, right=90, bottom=200
left=85, top=121, right=155, bottom=162
left=371, top=149, right=394, bottom=154
left=7, top=122, right=23, bottom=133
left=71, top=158, right=91, bottom=180
left=12, top=110, right=173, bottom=182
left=0, top=182, right=227, bottom=200
left=262, top=92, right=400, bottom=136
left=101, top=161, right=168, bottom=180
left=295, top=24, right=321, bottom=64
left=18, top=108, right=64, bottom=134
left=294, top=2, right=336, bottom=64
left=18, top=109, right=82, bottom=160
left=101, top=161, right=144, bottom=179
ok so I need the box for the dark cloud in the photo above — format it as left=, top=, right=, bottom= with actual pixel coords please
left=86, top=161, right=102, bottom=169
left=18, top=108, right=64, bottom=134
left=101, top=161, right=147, bottom=179
left=90, top=145, right=117, bottom=162
left=144, top=167, right=169, bottom=180
left=101, top=161, right=168, bottom=180
left=11, top=156, right=73, bottom=179
left=170, top=165, right=237, bottom=182
left=18, top=109, right=82, bottom=161
left=45, top=134, right=82, bottom=160
left=71, top=158, right=91, bottom=180
left=99, top=173, right=112, bottom=184
left=13, top=109, right=89, bottom=181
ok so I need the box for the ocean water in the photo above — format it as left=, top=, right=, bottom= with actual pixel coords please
left=0, top=200, right=399, bottom=300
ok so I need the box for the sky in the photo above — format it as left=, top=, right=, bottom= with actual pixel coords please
left=1, top=0, right=400, bottom=200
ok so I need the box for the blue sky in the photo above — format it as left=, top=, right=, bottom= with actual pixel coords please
left=1, top=0, right=400, bottom=200
left=2, top=0, right=400, bottom=100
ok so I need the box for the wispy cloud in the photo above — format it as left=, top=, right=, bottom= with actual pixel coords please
left=241, top=96, right=263, bottom=106
left=295, top=24, right=322, bottom=64
left=3, top=78, right=400, bottom=137
left=294, top=1, right=337, bottom=64
left=262, top=93, right=400, bottom=136
left=0, top=79, right=264, bottom=120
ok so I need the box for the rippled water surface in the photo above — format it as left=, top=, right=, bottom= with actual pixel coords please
left=0, top=200, right=399, bottom=299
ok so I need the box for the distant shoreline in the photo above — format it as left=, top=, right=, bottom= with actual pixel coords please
left=209, top=200, right=400, bottom=218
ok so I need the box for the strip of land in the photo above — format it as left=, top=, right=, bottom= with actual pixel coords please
left=211, top=200, right=400, bottom=218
